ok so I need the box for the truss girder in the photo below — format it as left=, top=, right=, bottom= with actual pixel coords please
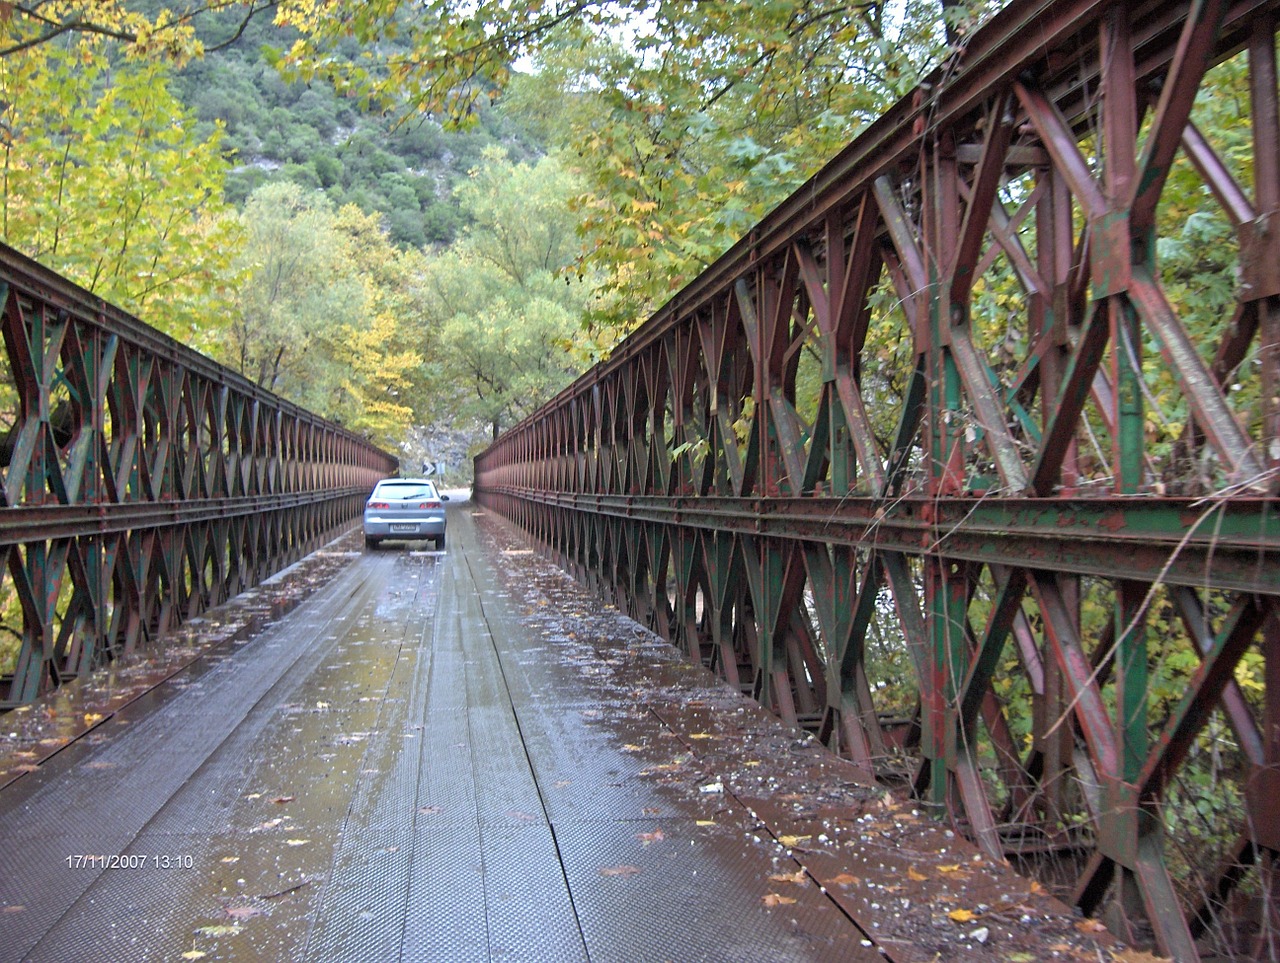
left=0, top=244, right=396, bottom=707
left=478, top=0, right=1280, bottom=954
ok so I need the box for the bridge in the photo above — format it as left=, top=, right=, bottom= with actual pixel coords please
left=2, top=0, right=1279, bottom=959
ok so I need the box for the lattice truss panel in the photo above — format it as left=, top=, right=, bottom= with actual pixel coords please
left=476, top=0, right=1280, bottom=957
left=0, top=244, right=397, bottom=707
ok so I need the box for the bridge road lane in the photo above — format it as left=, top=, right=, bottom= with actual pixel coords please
left=0, top=495, right=877, bottom=962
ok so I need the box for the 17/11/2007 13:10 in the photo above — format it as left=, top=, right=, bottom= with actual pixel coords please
left=65, top=854, right=195, bottom=869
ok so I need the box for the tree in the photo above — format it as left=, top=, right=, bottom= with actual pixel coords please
left=418, top=149, right=595, bottom=437
left=0, top=41, right=238, bottom=348
left=0, top=1, right=269, bottom=62
left=220, top=183, right=427, bottom=448
left=224, top=182, right=363, bottom=401
left=515, top=0, right=976, bottom=341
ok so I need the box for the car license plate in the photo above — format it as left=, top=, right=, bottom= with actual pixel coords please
left=390, top=523, right=418, bottom=534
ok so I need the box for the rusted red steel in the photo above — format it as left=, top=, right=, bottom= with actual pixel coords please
left=0, top=243, right=396, bottom=708
left=476, top=0, right=1280, bottom=956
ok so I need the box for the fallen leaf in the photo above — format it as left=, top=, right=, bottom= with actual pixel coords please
left=744, top=760, right=761, bottom=767
left=245, top=793, right=262, bottom=800
left=768, top=870, right=809, bottom=886
left=908, top=867, right=928, bottom=881
left=642, top=808, right=662, bottom=816
left=194, top=925, right=242, bottom=937
left=636, top=829, right=665, bottom=845
left=554, top=780, right=571, bottom=788
left=1075, top=919, right=1108, bottom=934
left=417, top=806, right=441, bottom=816
left=83, top=712, right=105, bottom=725
left=688, top=732, right=714, bottom=740
left=3, top=905, right=26, bottom=914
left=762, top=893, right=797, bottom=907
left=505, top=810, right=536, bottom=822
left=778, top=835, right=811, bottom=849
left=695, top=820, right=716, bottom=827
left=621, top=744, right=643, bottom=752
left=829, top=873, right=859, bottom=887
left=937, top=864, right=962, bottom=873
left=251, top=818, right=284, bottom=832
left=381, top=845, right=399, bottom=854
left=948, top=908, right=977, bottom=923
left=271, top=796, right=295, bottom=805
left=220, top=857, right=240, bottom=864
left=180, top=952, right=208, bottom=960
left=315, top=701, right=330, bottom=710
left=599, top=865, right=641, bottom=877
left=223, top=905, right=261, bottom=921
left=284, top=838, right=310, bottom=847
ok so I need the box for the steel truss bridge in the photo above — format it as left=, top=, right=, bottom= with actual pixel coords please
left=0, top=244, right=397, bottom=708
left=475, top=0, right=1280, bottom=957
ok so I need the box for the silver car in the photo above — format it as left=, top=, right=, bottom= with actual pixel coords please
left=363, top=478, right=449, bottom=549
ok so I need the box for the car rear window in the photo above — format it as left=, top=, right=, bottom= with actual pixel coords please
left=376, top=483, right=437, bottom=500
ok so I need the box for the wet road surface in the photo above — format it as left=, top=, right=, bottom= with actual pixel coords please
left=0, top=496, right=1113, bottom=962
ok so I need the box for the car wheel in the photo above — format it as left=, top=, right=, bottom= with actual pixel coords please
left=364, top=536, right=379, bottom=550
left=436, top=534, right=447, bottom=550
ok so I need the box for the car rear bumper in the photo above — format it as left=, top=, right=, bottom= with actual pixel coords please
left=362, top=515, right=446, bottom=539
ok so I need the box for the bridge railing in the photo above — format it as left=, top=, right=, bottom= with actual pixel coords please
left=475, top=0, right=1280, bottom=957
left=0, top=243, right=397, bottom=707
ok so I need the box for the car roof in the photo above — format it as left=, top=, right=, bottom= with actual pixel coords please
left=375, top=478, right=436, bottom=488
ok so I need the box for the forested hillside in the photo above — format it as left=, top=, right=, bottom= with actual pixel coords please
left=169, top=6, right=543, bottom=249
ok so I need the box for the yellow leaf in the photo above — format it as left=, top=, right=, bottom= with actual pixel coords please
left=778, top=835, right=811, bottom=848
left=762, top=893, right=797, bottom=907
left=181, top=952, right=208, bottom=960
left=83, top=713, right=105, bottom=725
left=194, top=925, right=241, bottom=937
left=948, top=908, right=977, bottom=923
left=768, top=870, right=809, bottom=886
left=687, top=732, right=714, bottom=740
left=907, top=867, right=928, bottom=881
left=829, top=873, right=859, bottom=886
left=285, top=838, right=311, bottom=846
left=937, top=864, right=962, bottom=873
left=695, top=820, right=716, bottom=826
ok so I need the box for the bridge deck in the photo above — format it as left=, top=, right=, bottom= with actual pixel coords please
left=0, top=499, right=1111, bottom=962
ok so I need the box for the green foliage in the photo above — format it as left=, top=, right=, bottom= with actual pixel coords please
left=416, top=150, right=597, bottom=436
left=218, top=182, right=424, bottom=447
left=0, top=42, right=238, bottom=348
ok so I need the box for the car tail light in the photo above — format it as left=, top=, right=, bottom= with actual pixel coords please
left=418, top=501, right=441, bottom=509
left=367, top=501, right=390, bottom=509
